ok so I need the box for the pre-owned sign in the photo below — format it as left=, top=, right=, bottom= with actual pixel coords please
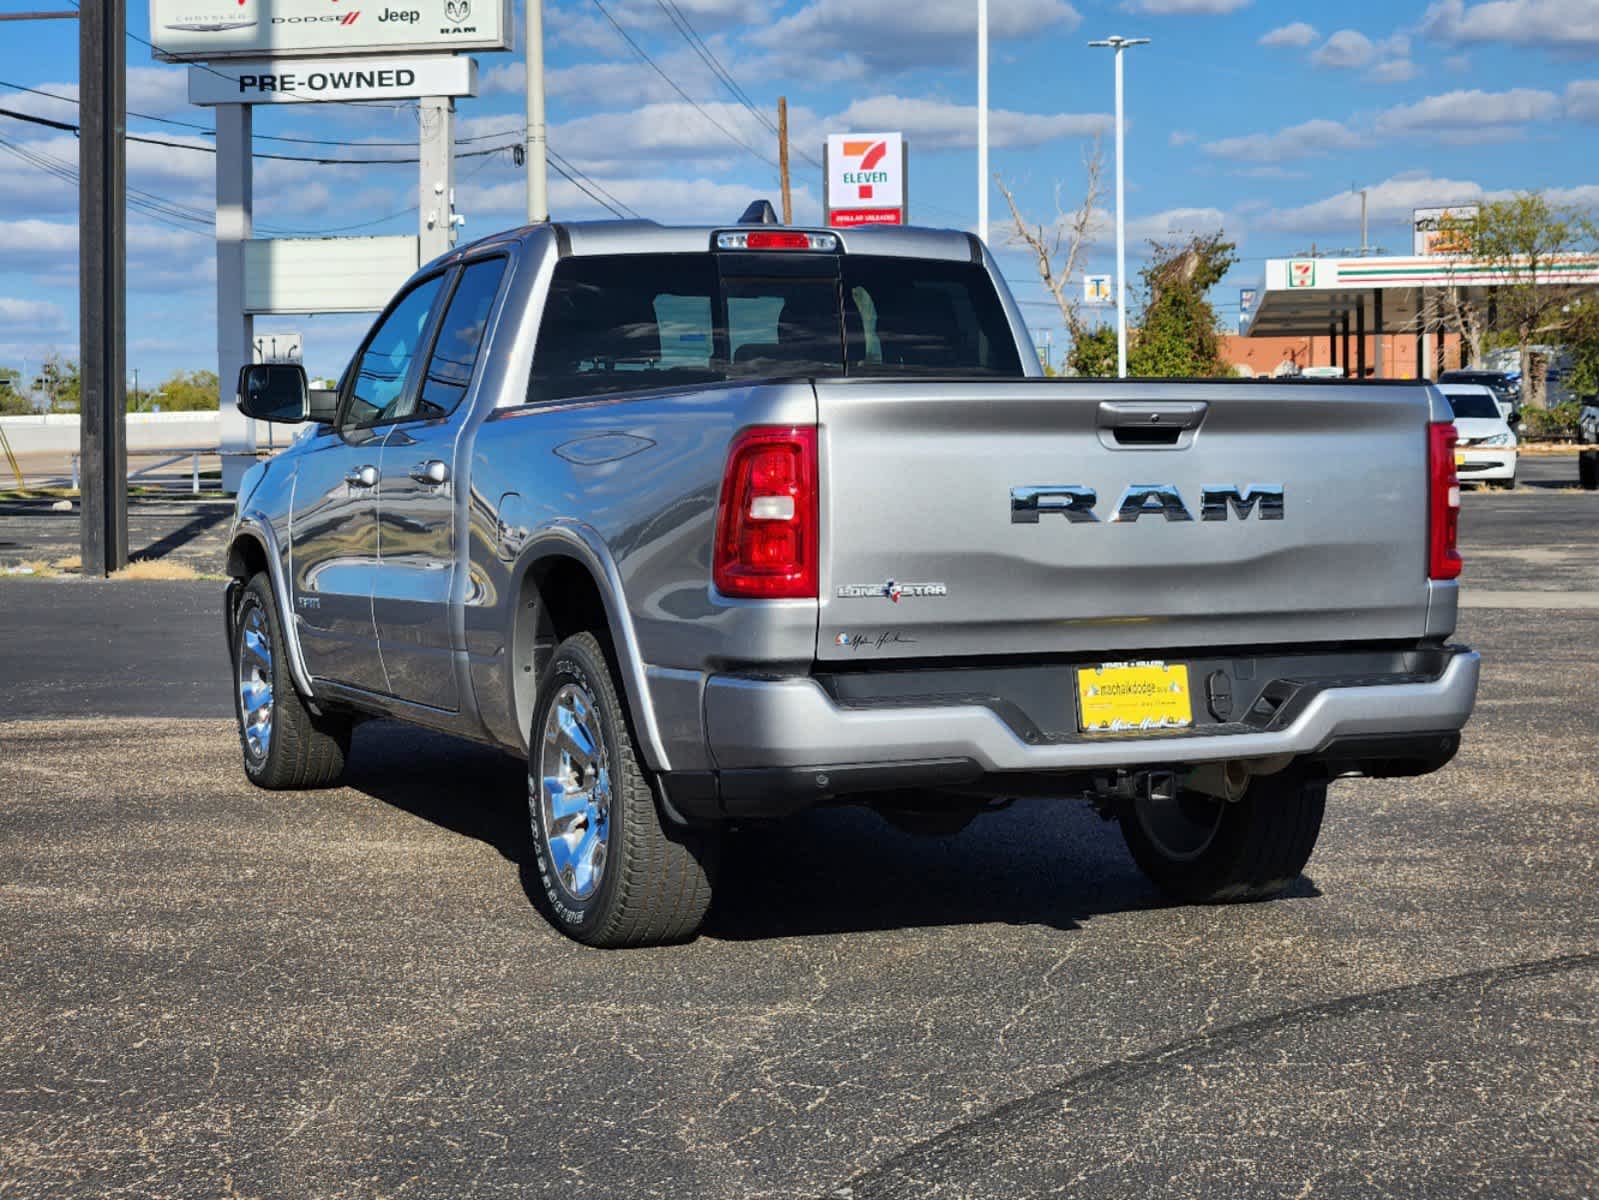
left=825, top=132, right=906, bottom=227
left=148, top=0, right=511, bottom=61
left=188, top=55, right=477, bottom=104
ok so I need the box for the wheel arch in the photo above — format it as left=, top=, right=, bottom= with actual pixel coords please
left=225, top=518, right=317, bottom=700
left=507, top=523, right=672, bottom=772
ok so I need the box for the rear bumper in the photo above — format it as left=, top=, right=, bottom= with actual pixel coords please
left=664, top=646, right=1479, bottom=819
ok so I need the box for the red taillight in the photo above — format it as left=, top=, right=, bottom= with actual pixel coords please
left=1429, top=421, right=1463, bottom=580
left=713, top=426, right=818, bottom=599
left=743, top=231, right=813, bottom=250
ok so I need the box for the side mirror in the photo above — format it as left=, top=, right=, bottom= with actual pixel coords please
left=236, top=363, right=309, bottom=423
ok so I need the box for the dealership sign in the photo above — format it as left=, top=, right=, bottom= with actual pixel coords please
left=148, top=0, right=511, bottom=60
left=824, top=132, right=906, bottom=227
left=1413, top=205, right=1480, bottom=256
left=189, top=54, right=477, bottom=103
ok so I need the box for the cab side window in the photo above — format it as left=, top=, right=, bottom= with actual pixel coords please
left=408, top=258, right=508, bottom=421
left=342, top=274, right=446, bottom=431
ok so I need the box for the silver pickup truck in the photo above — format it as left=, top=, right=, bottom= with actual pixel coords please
left=226, top=218, right=1480, bottom=947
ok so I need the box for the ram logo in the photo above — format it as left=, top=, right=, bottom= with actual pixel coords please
left=1010, top=484, right=1284, bottom=524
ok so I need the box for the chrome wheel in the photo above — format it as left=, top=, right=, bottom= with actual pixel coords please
left=1134, top=789, right=1226, bottom=863
left=537, top=682, right=612, bottom=902
left=237, top=603, right=274, bottom=763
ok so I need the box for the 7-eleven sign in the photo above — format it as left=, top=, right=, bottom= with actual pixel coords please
left=825, top=131, right=906, bottom=227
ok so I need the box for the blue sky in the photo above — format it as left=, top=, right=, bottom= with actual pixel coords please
left=2, top=0, right=1599, bottom=382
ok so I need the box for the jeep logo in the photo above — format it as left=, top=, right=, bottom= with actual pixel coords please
left=378, top=7, right=420, bottom=21
left=1010, top=484, right=1284, bottom=524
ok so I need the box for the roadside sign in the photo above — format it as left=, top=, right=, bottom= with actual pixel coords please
left=1084, top=274, right=1112, bottom=305
left=825, top=132, right=906, bottom=228
left=1288, top=260, right=1315, bottom=288
left=1240, top=287, right=1256, bottom=312
left=252, top=333, right=303, bottom=364
left=148, top=0, right=512, bottom=61
left=189, top=55, right=478, bottom=104
left=1413, top=205, right=1480, bottom=256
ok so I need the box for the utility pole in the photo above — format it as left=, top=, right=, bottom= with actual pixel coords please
left=977, top=0, right=988, bottom=242
left=1356, top=185, right=1369, bottom=254
left=777, top=96, right=793, bottom=226
left=1089, top=33, right=1150, bottom=379
left=132, top=367, right=139, bottom=413
left=525, top=0, right=549, bottom=222
left=79, top=0, right=127, bottom=574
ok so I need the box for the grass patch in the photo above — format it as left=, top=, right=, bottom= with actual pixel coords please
left=112, top=558, right=204, bottom=581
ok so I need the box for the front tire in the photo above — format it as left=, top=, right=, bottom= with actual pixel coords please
left=1118, top=769, right=1326, bottom=903
left=526, top=631, right=717, bottom=947
left=232, top=572, right=350, bottom=790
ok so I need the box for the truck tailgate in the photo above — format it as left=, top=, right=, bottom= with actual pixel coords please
left=815, top=379, right=1436, bottom=663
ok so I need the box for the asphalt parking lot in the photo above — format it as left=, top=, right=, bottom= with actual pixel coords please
left=1, top=458, right=1596, bottom=1198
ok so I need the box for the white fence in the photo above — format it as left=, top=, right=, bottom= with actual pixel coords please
left=0, top=411, right=222, bottom=455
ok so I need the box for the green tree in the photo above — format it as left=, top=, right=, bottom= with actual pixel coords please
left=1564, top=293, right=1599, bottom=399
left=148, top=369, right=220, bottom=412
left=1127, top=232, right=1238, bottom=378
left=1442, top=194, right=1599, bottom=406
left=35, top=355, right=80, bottom=412
left=0, top=367, right=29, bottom=415
left=1067, top=325, right=1118, bottom=377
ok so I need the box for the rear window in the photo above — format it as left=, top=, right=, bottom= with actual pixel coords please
left=527, top=251, right=1022, bottom=404
left=1445, top=390, right=1501, bottom=420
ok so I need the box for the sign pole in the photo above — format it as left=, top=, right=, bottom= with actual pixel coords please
left=976, top=0, right=987, bottom=242
left=419, top=95, right=455, bottom=261
left=216, top=103, right=256, bottom=493
left=525, top=0, right=549, bottom=222
left=79, top=0, right=127, bottom=575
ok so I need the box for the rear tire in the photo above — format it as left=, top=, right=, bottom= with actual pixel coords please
left=1118, top=769, right=1326, bottom=903
left=232, top=572, right=350, bottom=790
left=1580, top=449, right=1598, bottom=491
left=526, top=631, right=718, bottom=947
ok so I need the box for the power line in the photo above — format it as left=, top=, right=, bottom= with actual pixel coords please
left=649, top=0, right=822, bottom=172
left=587, top=0, right=777, bottom=170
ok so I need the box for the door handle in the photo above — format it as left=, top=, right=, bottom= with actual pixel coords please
left=344, top=464, right=379, bottom=488
left=409, top=460, right=450, bottom=485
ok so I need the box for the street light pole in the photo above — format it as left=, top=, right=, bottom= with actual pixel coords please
left=1089, top=34, right=1148, bottom=379
left=977, top=0, right=988, bottom=242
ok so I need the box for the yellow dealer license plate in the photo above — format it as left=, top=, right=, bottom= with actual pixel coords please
left=1077, top=661, right=1193, bottom=734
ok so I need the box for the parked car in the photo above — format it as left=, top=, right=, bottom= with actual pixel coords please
left=1440, top=384, right=1518, bottom=489
left=224, top=217, right=1480, bottom=947
left=1439, top=369, right=1520, bottom=423
left=1579, top=396, right=1598, bottom=490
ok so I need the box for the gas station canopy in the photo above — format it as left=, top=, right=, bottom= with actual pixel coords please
left=1247, top=253, right=1599, bottom=337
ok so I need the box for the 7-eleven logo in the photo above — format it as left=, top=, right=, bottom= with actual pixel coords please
left=841, top=139, right=890, bottom=200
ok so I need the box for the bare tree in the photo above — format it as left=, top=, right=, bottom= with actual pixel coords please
left=995, top=139, right=1105, bottom=350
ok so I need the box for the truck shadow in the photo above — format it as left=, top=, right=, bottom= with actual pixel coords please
left=340, top=720, right=1320, bottom=939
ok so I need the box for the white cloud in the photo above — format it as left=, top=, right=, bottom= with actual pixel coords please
left=1566, top=79, right=1599, bottom=119
left=1445, top=53, right=1472, bottom=70
left=1202, top=119, right=1363, bottom=162
left=1259, top=21, right=1318, bottom=47
left=1374, top=87, right=1561, bottom=133
left=831, top=95, right=1109, bottom=149
left=750, top=0, right=1080, bottom=72
left=1123, top=0, right=1250, bottom=12
left=460, top=174, right=820, bottom=225
left=1311, top=29, right=1376, bottom=68
left=1368, top=58, right=1420, bottom=82
left=0, top=297, right=68, bottom=336
left=1168, top=129, right=1197, bottom=145
left=1421, top=0, right=1599, bottom=53
left=545, top=101, right=781, bottom=172
left=1124, top=206, right=1230, bottom=242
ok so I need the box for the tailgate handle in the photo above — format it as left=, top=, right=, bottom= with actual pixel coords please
left=1097, top=402, right=1207, bottom=450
